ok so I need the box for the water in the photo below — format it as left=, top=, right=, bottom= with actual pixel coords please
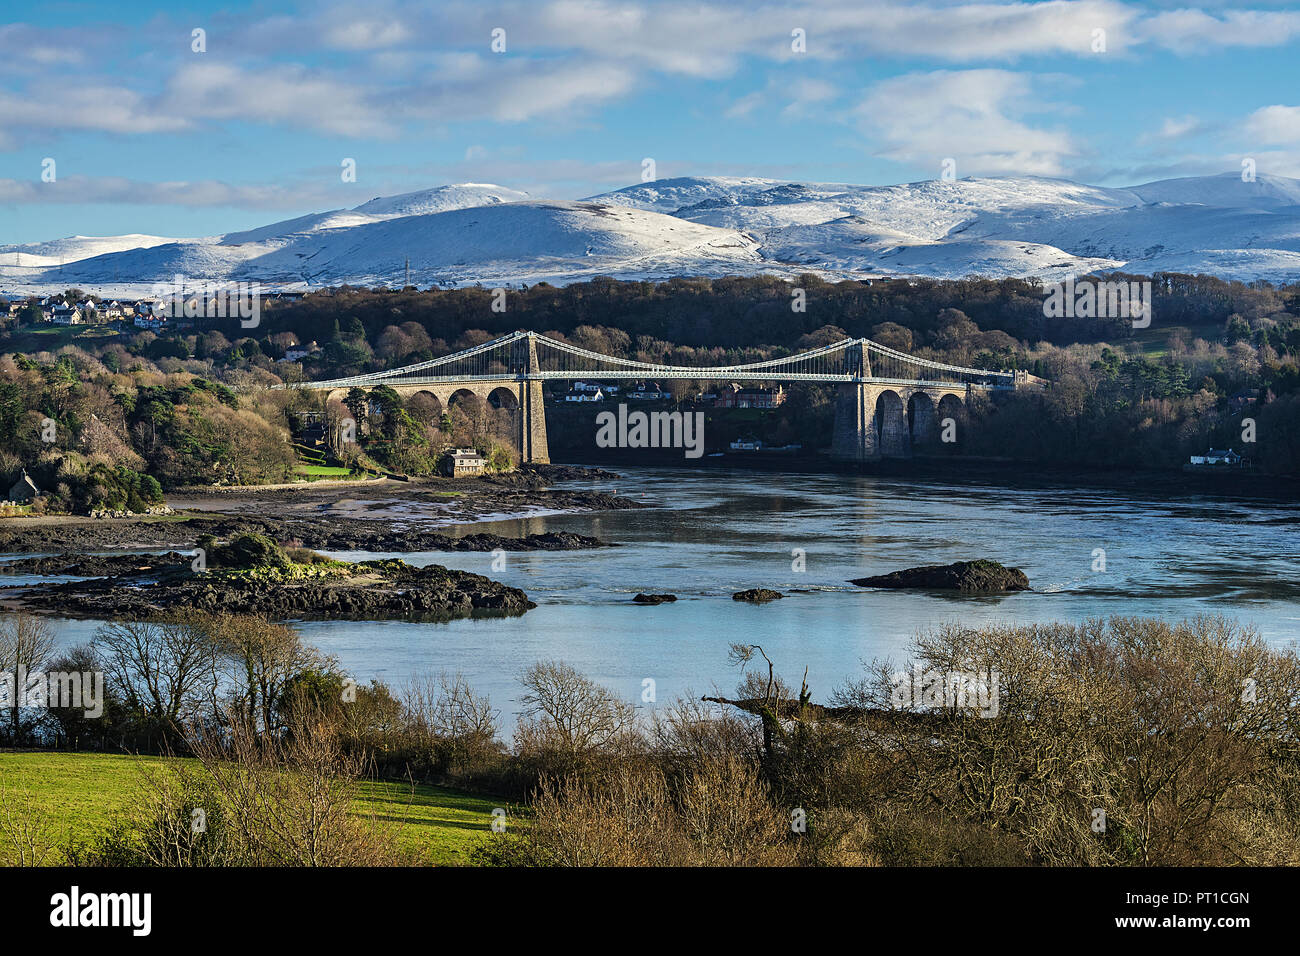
left=23, top=466, right=1300, bottom=724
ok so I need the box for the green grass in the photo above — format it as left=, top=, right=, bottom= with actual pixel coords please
left=0, top=751, right=506, bottom=866
left=296, top=464, right=355, bottom=477
left=1123, top=321, right=1224, bottom=358
left=1, top=325, right=118, bottom=352
left=352, top=778, right=508, bottom=864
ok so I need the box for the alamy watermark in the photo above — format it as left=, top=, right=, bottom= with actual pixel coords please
left=1043, top=277, right=1151, bottom=329
left=0, top=666, right=104, bottom=718
left=595, top=404, right=704, bottom=459
left=149, top=274, right=261, bottom=328
left=890, top=665, right=1000, bottom=717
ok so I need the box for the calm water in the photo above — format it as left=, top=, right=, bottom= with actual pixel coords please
left=28, top=466, right=1300, bottom=724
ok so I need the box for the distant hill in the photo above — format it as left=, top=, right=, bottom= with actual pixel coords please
left=3, top=172, right=1299, bottom=296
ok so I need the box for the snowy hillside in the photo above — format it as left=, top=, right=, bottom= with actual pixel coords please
left=0, top=234, right=188, bottom=269
left=2, top=173, right=1299, bottom=296
left=351, top=183, right=530, bottom=218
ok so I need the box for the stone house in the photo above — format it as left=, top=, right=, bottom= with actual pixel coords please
left=440, top=448, right=487, bottom=477
left=8, top=469, right=40, bottom=504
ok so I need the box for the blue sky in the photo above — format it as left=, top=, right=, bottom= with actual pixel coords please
left=3, top=0, right=1300, bottom=243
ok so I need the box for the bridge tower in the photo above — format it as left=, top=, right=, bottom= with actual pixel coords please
left=830, top=339, right=880, bottom=461
left=515, top=331, right=550, bottom=464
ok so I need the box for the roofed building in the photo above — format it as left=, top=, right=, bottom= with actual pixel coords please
left=440, top=448, right=488, bottom=477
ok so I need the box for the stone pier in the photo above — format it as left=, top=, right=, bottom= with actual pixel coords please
left=324, top=333, right=551, bottom=464
left=831, top=382, right=968, bottom=461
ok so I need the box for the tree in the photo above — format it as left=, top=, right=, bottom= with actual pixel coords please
left=516, top=661, right=633, bottom=755
left=93, top=617, right=220, bottom=743
left=44, top=644, right=109, bottom=749
left=343, top=388, right=369, bottom=433
left=206, top=613, right=334, bottom=736
left=833, top=615, right=1300, bottom=865
left=0, top=612, right=55, bottom=744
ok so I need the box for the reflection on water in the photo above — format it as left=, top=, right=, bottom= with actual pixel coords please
left=30, top=466, right=1300, bottom=724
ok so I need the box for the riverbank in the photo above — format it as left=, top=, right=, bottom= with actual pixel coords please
left=560, top=449, right=1298, bottom=501
left=0, top=466, right=639, bottom=556
left=4, top=535, right=537, bottom=622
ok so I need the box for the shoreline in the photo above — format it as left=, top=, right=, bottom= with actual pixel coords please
left=553, top=449, right=1299, bottom=502
left=0, top=467, right=639, bottom=556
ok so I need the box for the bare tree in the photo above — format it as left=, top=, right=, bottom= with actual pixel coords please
left=93, top=617, right=220, bottom=732
left=0, top=771, right=62, bottom=865
left=185, top=704, right=397, bottom=866
left=204, top=612, right=332, bottom=735
left=516, top=661, right=633, bottom=755
left=402, top=672, right=500, bottom=776
left=833, top=615, right=1300, bottom=865
left=0, top=612, right=56, bottom=743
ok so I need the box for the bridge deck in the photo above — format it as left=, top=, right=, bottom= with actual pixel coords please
left=298, top=373, right=1012, bottom=391
left=284, top=330, right=1022, bottom=393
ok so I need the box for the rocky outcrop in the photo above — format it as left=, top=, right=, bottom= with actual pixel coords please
left=11, top=560, right=535, bottom=622
left=632, top=593, right=677, bottom=604
left=522, top=464, right=622, bottom=482
left=302, top=529, right=606, bottom=552
left=0, top=552, right=193, bottom=578
left=849, top=560, right=1029, bottom=593
left=0, top=518, right=609, bottom=556
left=90, top=505, right=174, bottom=519
left=733, top=588, right=785, bottom=603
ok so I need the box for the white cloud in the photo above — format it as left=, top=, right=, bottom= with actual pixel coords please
left=857, top=69, right=1077, bottom=176
left=1243, top=104, right=1300, bottom=145
left=3, top=1, right=1300, bottom=147
left=1158, top=115, right=1202, bottom=139
left=1137, top=114, right=1204, bottom=146
left=321, top=17, right=412, bottom=50
left=725, top=91, right=765, bottom=118
left=780, top=78, right=839, bottom=116
left=1140, top=9, right=1300, bottom=53
left=0, top=176, right=340, bottom=209
left=162, top=62, right=392, bottom=137
left=0, top=86, right=187, bottom=136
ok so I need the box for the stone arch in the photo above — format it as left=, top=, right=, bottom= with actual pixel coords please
left=936, top=393, right=965, bottom=447
left=907, top=391, right=937, bottom=446
left=875, top=389, right=908, bottom=458
left=486, top=385, right=520, bottom=410
left=405, top=389, right=444, bottom=425
left=447, top=387, right=482, bottom=412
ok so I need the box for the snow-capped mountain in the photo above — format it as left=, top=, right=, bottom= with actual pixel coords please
left=2, top=172, right=1298, bottom=296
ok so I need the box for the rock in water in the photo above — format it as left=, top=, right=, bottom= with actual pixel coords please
left=732, top=588, right=785, bottom=603
left=849, top=560, right=1029, bottom=593
left=632, top=593, right=677, bottom=605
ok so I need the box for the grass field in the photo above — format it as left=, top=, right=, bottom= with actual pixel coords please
left=0, top=751, right=508, bottom=866
left=1125, top=321, right=1224, bottom=357
left=295, top=464, right=357, bottom=478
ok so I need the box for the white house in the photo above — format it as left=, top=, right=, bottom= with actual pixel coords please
left=565, top=388, right=606, bottom=402
left=441, top=448, right=487, bottom=477
left=627, top=381, right=670, bottom=400
left=1189, top=448, right=1243, bottom=466
left=283, top=341, right=320, bottom=361
left=51, top=303, right=83, bottom=325
left=134, top=313, right=171, bottom=331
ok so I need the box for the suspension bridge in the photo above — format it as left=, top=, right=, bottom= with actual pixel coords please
left=290, top=330, right=1036, bottom=463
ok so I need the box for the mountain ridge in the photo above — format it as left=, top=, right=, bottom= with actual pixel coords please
left=2, top=172, right=1297, bottom=296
